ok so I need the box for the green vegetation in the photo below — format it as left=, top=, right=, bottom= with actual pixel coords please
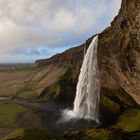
left=40, top=83, right=60, bottom=101
left=17, top=83, right=34, bottom=94
left=99, top=86, right=139, bottom=125
left=39, top=67, right=79, bottom=105
left=63, top=129, right=124, bottom=140
left=0, top=102, right=28, bottom=127
left=115, top=108, right=140, bottom=132
left=1, top=128, right=59, bottom=140
left=1, top=128, right=140, bottom=140
left=0, top=101, right=48, bottom=133
left=0, top=100, right=140, bottom=140
left=101, top=95, right=121, bottom=115
left=14, top=83, right=38, bottom=100
left=63, top=128, right=140, bottom=140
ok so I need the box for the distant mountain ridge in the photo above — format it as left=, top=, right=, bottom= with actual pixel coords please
left=35, top=36, right=93, bottom=68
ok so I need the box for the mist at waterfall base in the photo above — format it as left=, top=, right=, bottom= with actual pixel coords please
left=58, top=36, right=100, bottom=129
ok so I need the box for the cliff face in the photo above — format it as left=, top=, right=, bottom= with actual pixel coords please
left=98, top=0, right=140, bottom=104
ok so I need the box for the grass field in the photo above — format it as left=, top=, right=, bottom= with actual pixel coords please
left=0, top=101, right=47, bottom=138
left=0, top=128, right=59, bottom=140
left=0, top=63, right=38, bottom=98
left=0, top=102, right=28, bottom=127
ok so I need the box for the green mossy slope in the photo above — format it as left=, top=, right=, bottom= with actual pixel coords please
left=39, top=67, right=79, bottom=105
left=0, top=102, right=28, bottom=127
left=0, top=129, right=59, bottom=140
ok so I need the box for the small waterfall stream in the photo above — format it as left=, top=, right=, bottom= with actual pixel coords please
left=62, top=35, right=100, bottom=123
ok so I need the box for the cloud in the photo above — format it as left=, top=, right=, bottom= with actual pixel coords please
left=0, top=0, right=121, bottom=63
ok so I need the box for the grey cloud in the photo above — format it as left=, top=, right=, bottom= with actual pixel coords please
left=0, top=0, right=121, bottom=63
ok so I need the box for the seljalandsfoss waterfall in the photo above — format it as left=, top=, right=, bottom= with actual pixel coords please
left=60, top=35, right=100, bottom=124
left=73, top=35, right=100, bottom=121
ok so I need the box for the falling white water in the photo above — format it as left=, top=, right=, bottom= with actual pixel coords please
left=61, top=35, right=100, bottom=123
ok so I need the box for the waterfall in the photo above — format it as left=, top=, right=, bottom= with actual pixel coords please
left=61, top=35, right=100, bottom=123
left=73, top=35, right=100, bottom=121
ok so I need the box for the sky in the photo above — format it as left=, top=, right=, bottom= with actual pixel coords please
left=0, top=0, right=121, bottom=63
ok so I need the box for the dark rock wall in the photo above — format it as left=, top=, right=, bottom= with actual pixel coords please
left=98, top=0, right=140, bottom=104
